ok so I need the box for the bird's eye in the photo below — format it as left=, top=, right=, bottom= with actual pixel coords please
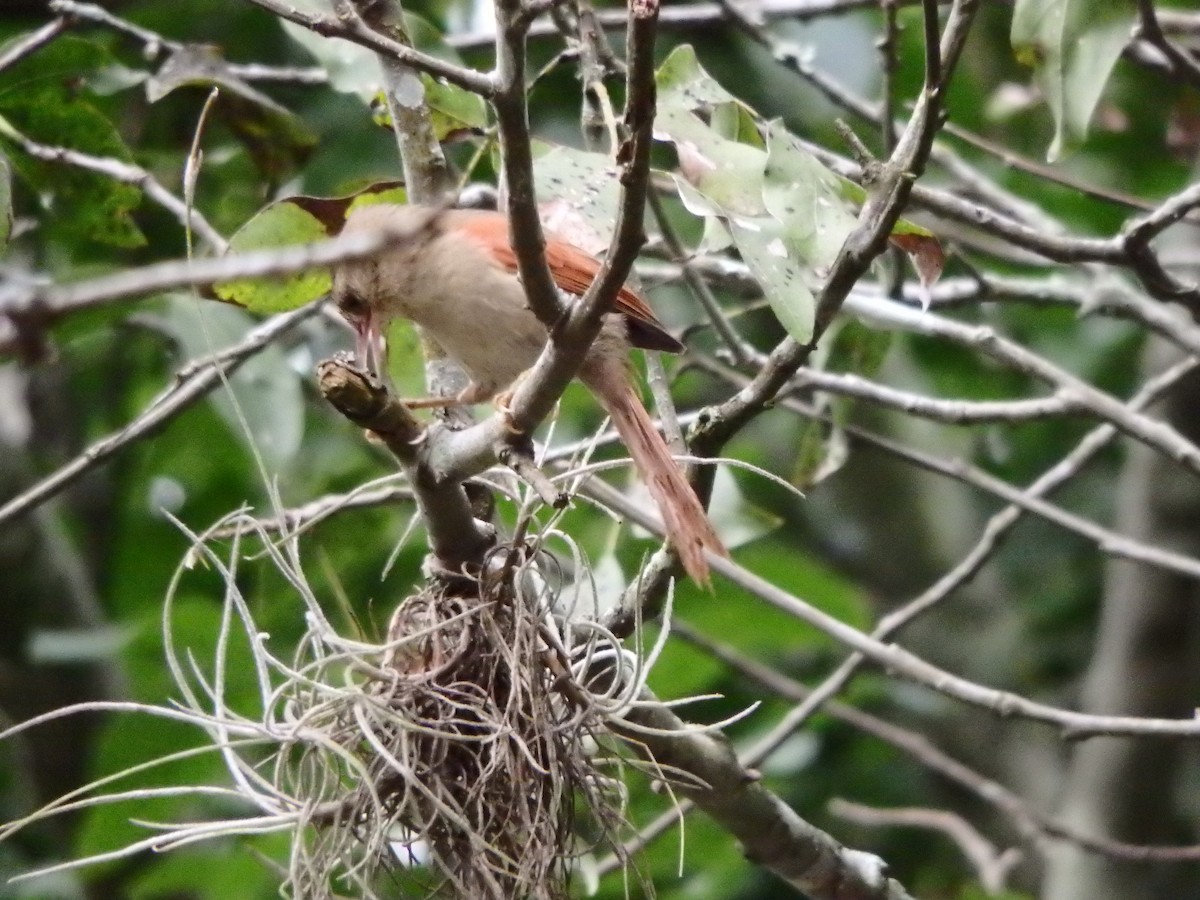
left=337, top=290, right=369, bottom=321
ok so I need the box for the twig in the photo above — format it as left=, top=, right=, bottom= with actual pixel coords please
left=499, top=443, right=569, bottom=509
left=1, top=227, right=405, bottom=320
left=483, top=0, right=661, bottom=438
left=695, top=352, right=1200, bottom=582
left=0, top=120, right=226, bottom=252
left=347, top=0, right=454, bottom=203
left=243, top=0, right=494, bottom=95
left=677, top=622, right=1200, bottom=864
left=647, top=190, right=748, bottom=363
left=0, top=304, right=322, bottom=529
left=0, top=17, right=68, bottom=74
left=829, top=800, right=1021, bottom=895
left=1135, top=0, right=1200, bottom=90
left=49, top=0, right=327, bottom=82
left=615, top=692, right=916, bottom=899
left=316, top=357, right=493, bottom=573
left=705, top=548, right=1200, bottom=738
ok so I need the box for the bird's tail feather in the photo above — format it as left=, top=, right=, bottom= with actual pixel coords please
left=595, top=378, right=727, bottom=587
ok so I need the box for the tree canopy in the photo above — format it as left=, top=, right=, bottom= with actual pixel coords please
left=2, top=0, right=1200, bottom=898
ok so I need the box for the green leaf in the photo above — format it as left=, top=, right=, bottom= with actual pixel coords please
left=384, top=316, right=427, bottom=398
left=654, top=48, right=864, bottom=343
left=1011, top=0, right=1135, bottom=160
left=421, top=73, right=487, bottom=140
left=656, top=44, right=741, bottom=111
left=728, top=215, right=818, bottom=343
left=157, top=296, right=306, bottom=471
left=147, top=44, right=317, bottom=182
left=710, top=101, right=764, bottom=148
left=654, top=47, right=942, bottom=342
left=0, top=34, right=115, bottom=90
left=214, top=200, right=332, bottom=312
left=129, top=845, right=283, bottom=900
left=532, top=142, right=624, bottom=251
left=374, top=73, right=487, bottom=143
left=293, top=180, right=408, bottom=232
left=215, top=182, right=407, bottom=312
left=0, top=37, right=145, bottom=247
left=762, top=121, right=859, bottom=277
left=663, top=108, right=768, bottom=217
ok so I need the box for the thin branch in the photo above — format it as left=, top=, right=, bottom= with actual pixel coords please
left=49, top=0, right=327, bottom=82
left=829, top=800, right=1021, bottom=894
left=347, top=0, right=453, bottom=202
left=691, top=0, right=977, bottom=461
left=1135, top=0, right=1200, bottom=90
left=677, top=623, right=1200, bottom=864
left=696, top=352, right=1200, bottom=583
left=0, top=119, right=226, bottom=252
left=0, top=303, right=322, bottom=528
left=0, top=17, right=69, bottom=74
left=1, top=227, right=404, bottom=320
left=242, top=0, right=494, bottom=95
left=449, top=0, right=660, bottom=445
left=842, top=292, right=1200, bottom=481
left=647, top=190, right=748, bottom=363
left=316, top=358, right=493, bottom=573
left=706, top=549, right=1200, bottom=739
left=491, top=0, right=571, bottom=330
left=615, top=692, right=917, bottom=900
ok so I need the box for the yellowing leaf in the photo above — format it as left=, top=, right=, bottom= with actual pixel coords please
left=215, top=202, right=331, bottom=313
left=215, top=182, right=408, bottom=313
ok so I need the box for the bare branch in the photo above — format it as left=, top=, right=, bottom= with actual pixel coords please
left=242, top=0, right=494, bottom=95
left=1, top=228, right=403, bottom=320
left=0, top=119, right=226, bottom=252
left=0, top=17, right=68, bottom=74
left=829, top=800, right=1021, bottom=894
left=616, top=693, right=917, bottom=900
left=0, top=303, right=321, bottom=528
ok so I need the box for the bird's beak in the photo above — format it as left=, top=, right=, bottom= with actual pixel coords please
left=353, top=311, right=387, bottom=379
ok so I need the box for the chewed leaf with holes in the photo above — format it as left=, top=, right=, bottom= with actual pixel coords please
left=762, top=122, right=858, bottom=280
left=215, top=182, right=407, bottom=313
left=532, top=143, right=625, bottom=254
left=663, top=107, right=768, bottom=218
left=728, top=215, right=818, bottom=342
left=655, top=45, right=945, bottom=342
left=656, top=44, right=742, bottom=111
left=1011, top=0, right=1135, bottom=161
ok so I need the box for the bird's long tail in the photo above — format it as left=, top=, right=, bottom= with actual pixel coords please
left=593, top=376, right=727, bottom=587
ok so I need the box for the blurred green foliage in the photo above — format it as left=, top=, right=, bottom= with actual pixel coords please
left=0, top=0, right=1184, bottom=897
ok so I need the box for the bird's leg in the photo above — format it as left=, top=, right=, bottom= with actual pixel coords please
left=493, top=370, right=533, bottom=416
left=492, top=370, right=535, bottom=435
left=398, top=381, right=493, bottom=410
left=399, top=395, right=467, bottom=410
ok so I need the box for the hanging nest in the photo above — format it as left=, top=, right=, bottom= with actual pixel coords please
left=281, top=553, right=631, bottom=899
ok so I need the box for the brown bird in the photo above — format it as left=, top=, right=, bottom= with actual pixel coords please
left=332, top=203, right=726, bottom=585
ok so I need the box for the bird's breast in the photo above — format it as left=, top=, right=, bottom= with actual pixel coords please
left=395, top=233, right=548, bottom=395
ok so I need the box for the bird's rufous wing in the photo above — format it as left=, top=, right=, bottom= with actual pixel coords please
left=451, top=210, right=683, bottom=354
